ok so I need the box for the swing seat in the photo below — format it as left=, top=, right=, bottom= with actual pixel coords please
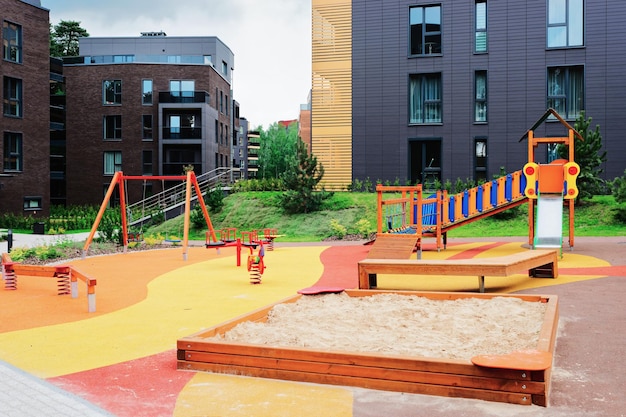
left=206, top=241, right=226, bottom=248
left=128, top=232, right=143, bottom=242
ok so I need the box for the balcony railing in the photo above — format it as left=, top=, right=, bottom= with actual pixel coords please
left=162, top=127, right=202, bottom=140
left=126, top=167, right=240, bottom=227
left=158, top=91, right=210, bottom=104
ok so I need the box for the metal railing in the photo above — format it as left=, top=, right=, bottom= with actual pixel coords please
left=126, top=167, right=240, bottom=228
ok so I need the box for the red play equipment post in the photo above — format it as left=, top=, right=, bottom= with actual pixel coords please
left=83, top=171, right=218, bottom=260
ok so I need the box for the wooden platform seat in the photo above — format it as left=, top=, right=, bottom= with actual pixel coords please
left=358, top=249, right=558, bottom=293
left=1, top=252, right=97, bottom=312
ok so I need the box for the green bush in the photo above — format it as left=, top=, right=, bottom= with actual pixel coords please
left=329, top=219, right=347, bottom=238
left=206, top=185, right=225, bottom=212
left=612, top=169, right=626, bottom=203
left=613, top=205, right=626, bottom=224
left=354, top=218, right=372, bottom=237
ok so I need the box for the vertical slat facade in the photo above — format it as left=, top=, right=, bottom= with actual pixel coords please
left=312, top=0, right=352, bottom=190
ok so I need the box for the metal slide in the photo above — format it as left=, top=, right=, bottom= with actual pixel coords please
left=534, top=194, right=563, bottom=249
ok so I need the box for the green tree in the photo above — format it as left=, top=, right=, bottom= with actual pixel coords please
left=279, top=139, right=332, bottom=213
left=558, top=112, right=607, bottom=201
left=258, top=122, right=299, bottom=179
left=50, top=20, right=89, bottom=57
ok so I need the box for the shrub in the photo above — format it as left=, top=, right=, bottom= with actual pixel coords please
left=329, top=219, right=347, bottom=239
left=205, top=184, right=225, bottom=212
left=144, top=233, right=164, bottom=245
left=613, top=205, right=626, bottom=224
left=355, top=218, right=372, bottom=237
left=34, top=245, right=61, bottom=261
left=190, top=205, right=206, bottom=229
left=612, top=169, right=626, bottom=203
left=5, top=247, right=32, bottom=262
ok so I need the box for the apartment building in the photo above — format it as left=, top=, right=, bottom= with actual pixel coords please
left=62, top=33, right=236, bottom=205
left=246, top=129, right=261, bottom=178
left=312, top=0, right=626, bottom=190
left=0, top=0, right=50, bottom=215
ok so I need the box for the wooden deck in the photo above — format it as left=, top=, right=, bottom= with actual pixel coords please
left=358, top=249, right=558, bottom=292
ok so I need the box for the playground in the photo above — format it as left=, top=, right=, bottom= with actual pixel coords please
left=1, top=111, right=625, bottom=415
left=0, top=236, right=625, bottom=416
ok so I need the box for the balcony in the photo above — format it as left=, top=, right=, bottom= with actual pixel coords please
left=158, top=91, right=210, bottom=104
left=162, top=127, right=202, bottom=140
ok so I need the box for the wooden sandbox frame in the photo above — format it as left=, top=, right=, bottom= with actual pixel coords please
left=177, top=290, right=559, bottom=406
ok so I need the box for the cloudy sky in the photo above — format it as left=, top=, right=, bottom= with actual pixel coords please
left=42, top=0, right=312, bottom=129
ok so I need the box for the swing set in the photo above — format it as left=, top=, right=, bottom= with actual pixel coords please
left=82, top=171, right=218, bottom=261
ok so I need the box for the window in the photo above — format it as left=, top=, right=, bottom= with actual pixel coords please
left=204, top=55, right=212, bottom=65
left=3, top=76, right=22, bottom=117
left=409, top=73, right=442, bottom=124
left=170, top=80, right=194, bottom=98
left=547, top=0, right=583, bottom=48
left=142, top=114, right=153, bottom=139
left=103, top=115, right=122, bottom=140
left=3, top=21, right=22, bottom=63
left=142, top=150, right=153, bottom=175
left=474, top=71, right=487, bottom=122
left=104, top=151, right=122, bottom=175
left=103, top=80, right=122, bottom=105
left=547, top=66, right=584, bottom=119
left=220, top=91, right=224, bottom=113
left=409, top=5, right=441, bottom=55
left=3, top=132, right=22, bottom=171
left=169, top=115, right=180, bottom=137
left=142, top=79, right=153, bottom=105
left=23, top=197, right=42, bottom=211
left=474, top=138, right=488, bottom=182
left=475, top=1, right=487, bottom=52
left=113, top=55, right=133, bottom=63
left=222, top=61, right=228, bottom=76
left=225, top=95, right=229, bottom=115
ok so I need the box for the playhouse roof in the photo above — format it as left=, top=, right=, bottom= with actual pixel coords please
left=518, top=108, right=584, bottom=142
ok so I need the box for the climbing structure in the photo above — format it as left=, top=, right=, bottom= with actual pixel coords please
left=376, top=109, right=582, bottom=253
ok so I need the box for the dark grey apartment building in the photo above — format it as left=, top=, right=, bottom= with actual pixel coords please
left=349, top=0, right=625, bottom=187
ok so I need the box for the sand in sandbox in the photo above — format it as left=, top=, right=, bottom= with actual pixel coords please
left=212, top=292, right=548, bottom=361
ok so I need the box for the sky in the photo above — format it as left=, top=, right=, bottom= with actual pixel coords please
left=41, top=0, right=312, bottom=129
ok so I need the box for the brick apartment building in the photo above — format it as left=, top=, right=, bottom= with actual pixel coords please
left=0, top=0, right=50, bottom=215
left=63, top=34, right=237, bottom=206
left=311, top=0, right=626, bottom=190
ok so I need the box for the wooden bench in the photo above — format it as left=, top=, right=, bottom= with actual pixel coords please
left=358, top=249, right=558, bottom=292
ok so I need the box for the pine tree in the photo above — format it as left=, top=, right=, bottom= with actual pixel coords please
left=50, top=20, right=89, bottom=57
left=558, top=112, right=607, bottom=201
left=279, top=140, right=332, bottom=213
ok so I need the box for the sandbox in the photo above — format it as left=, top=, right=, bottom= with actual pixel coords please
left=177, top=290, right=559, bottom=406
